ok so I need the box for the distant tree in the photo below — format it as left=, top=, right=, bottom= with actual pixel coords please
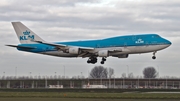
left=108, top=68, right=114, bottom=78
left=89, top=66, right=108, bottom=79
left=121, top=73, right=126, bottom=78
left=143, top=67, right=157, bottom=78
left=128, top=73, right=134, bottom=78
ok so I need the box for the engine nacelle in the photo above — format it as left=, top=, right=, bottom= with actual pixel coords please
left=118, top=54, right=129, bottom=58
left=68, top=47, right=80, bottom=54
left=98, top=50, right=109, bottom=57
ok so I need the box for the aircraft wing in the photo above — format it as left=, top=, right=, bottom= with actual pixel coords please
left=33, top=41, right=129, bottom=58
left=34, top=41, right=94, bottom=52
left=34, top=41, right=66, bottom=48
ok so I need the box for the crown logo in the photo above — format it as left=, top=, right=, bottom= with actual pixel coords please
left=23, top=30, right=30, bottom=35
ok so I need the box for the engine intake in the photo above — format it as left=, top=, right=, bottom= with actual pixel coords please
left=68, top=47, right=80, bottom=54
left=98, top=50, right=109, bottom=57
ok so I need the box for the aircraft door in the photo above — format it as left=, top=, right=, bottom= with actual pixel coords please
left=42, top=47, right=46, bottom=51
left=145, top=41, right=149, bottom=46
left=133, top=36, right=139, bottom=52
left=96, top=44, right=100, bottom=48
left=124, top=42, right=127, bottom=47
left=132, top=35, right=136, bottom=41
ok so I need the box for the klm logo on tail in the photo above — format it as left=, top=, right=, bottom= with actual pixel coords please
left=20, top=30, right=34, bottom=40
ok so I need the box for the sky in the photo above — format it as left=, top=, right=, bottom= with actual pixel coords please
left=0, top=0, right=179, bottom=78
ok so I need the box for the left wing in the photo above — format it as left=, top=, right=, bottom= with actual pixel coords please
left=34, top=41, right=95, bottom=57
left=34, top=41, right=66, bottom=48
left=34, top=41, right=129, bottom=58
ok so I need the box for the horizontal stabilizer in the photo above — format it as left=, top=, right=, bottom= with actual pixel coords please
left=6, top=45, right=36, bottom=49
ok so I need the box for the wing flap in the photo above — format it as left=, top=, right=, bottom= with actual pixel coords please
left=34, top=41, right=94, bottom=52
left=34, top=41, right=66, bottom=48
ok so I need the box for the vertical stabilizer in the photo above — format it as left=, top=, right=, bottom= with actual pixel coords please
left=12, top=22, right=45, bottom=44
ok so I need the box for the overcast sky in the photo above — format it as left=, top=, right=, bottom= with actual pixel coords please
left=0, top=0, right=179, bottom=78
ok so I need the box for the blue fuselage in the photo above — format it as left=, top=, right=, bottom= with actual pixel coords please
left=17, top=34, right=171, bottom=54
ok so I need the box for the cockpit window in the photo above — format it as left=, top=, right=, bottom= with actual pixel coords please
left=155, top=35, right=160, bottom=38
left=152, top=35, right=160, bottom=38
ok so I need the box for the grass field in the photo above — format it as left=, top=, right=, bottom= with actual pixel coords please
left=0, top=98, right=180, bottom=101
left=0, top=92, right=180, bottom=99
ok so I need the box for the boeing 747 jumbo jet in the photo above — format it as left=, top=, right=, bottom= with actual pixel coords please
left=6, top=22, right=171, bottom=64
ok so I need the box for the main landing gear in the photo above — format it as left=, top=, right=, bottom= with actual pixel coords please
left=87, top=57, right=97, bottom=64
left=87, top=57, right=107, bottom=64
left=100, top=57, right=106, bottom=64
left=152, top=51, right=156, bottom=59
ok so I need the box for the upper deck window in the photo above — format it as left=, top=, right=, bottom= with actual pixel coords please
left=120, top=38, right=125, bottom=40
left=119, top=38, right=131, bottom=40
left=137, top=36, right=145, bottom=39
left=152, top=35, right=160, bottom=38
left=155, top=35, right=160, bottom=38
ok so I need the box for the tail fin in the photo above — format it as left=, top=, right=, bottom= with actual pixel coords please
left=12, top=22, right=45, bottom=44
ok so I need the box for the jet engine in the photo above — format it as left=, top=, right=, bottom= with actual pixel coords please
left=98, top=50, right=109, bottom=57
left=68, top=47, right=80, bottom=54
left=118, top=54, right=129, bottom=58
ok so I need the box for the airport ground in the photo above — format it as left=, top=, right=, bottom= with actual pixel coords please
left=1, top=78, right=180, bottom=89
left=1, top=78, right=180, bottom=101
left=0, top=91, right=180, bottom=101
left=0, top=98, right=179, bottom=101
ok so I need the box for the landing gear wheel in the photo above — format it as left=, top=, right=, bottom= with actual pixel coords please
left=101, top=61, right=104, bottom=64
left=87, top=57, right=97, bottom=64
left=152, top=56, right=156, bottom=59
left=102, top=58, right=106, bottom=61
left=152, top=51, right=157, bottom=60
left=100, top=57, right=106, bottom=64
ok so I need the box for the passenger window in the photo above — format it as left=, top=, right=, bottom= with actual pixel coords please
left=155, top=36, right=159, bottom=38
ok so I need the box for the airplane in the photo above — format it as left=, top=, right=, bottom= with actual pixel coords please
left=6, top=22, right=171, bottom=64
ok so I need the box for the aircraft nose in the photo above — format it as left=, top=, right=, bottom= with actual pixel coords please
left=166, top=39, right=172, bottom=45
left=164, top=39, right=171, bottom=47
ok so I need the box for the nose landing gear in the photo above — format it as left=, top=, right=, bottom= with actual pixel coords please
left=152, top=51, right=157, bottom=60
left=152, top=56, right=156, bottom=59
